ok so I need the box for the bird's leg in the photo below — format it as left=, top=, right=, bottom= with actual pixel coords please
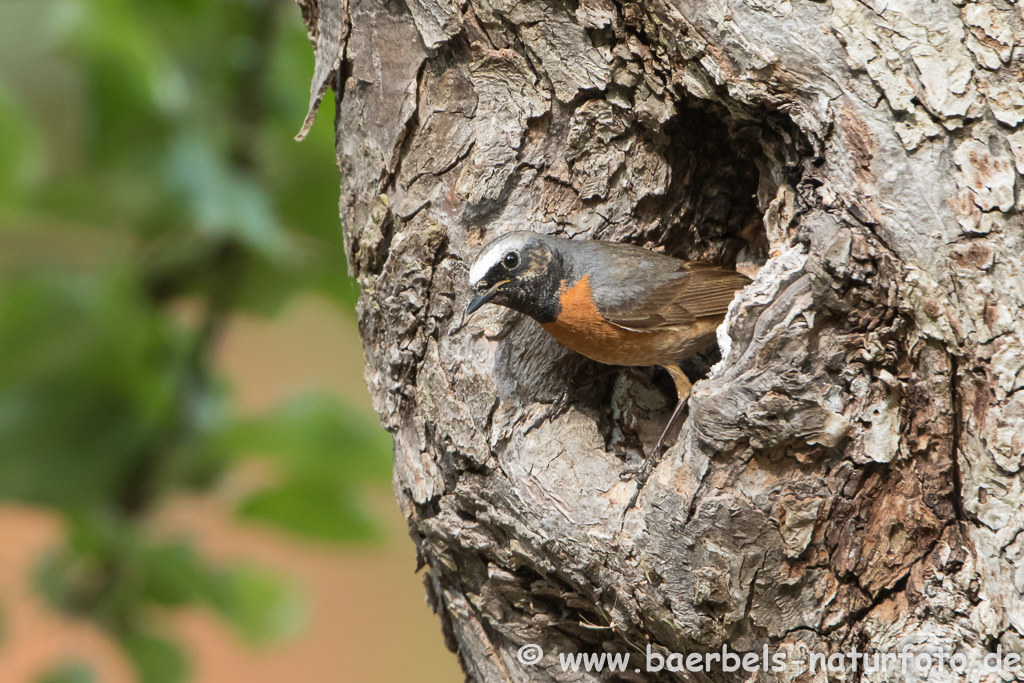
left=656, top=365, right=692, bottom=454
left=624, top=366, right=692, bottom=511
left=548, top=385, right=574, bottom=421
left=653, top=393, right=689, bottom=454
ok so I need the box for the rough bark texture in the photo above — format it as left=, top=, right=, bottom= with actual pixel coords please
left=297, top=0, right=1024, bottom=679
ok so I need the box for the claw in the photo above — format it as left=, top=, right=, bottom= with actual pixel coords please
left=619, top=463, right=643, bottom=481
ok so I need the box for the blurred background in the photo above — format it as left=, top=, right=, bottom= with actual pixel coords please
left=0, top=0, right=460, bottom=681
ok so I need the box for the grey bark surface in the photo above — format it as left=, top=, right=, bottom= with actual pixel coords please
left=296, top=0, right=1024, bottom=680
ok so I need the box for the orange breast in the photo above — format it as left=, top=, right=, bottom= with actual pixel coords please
left=541, top=275, right=685, bottom=367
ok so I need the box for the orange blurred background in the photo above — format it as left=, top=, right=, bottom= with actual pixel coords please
left=0, top=0, right=464, bottom=680
left=0, top=296, right=462, bottom=682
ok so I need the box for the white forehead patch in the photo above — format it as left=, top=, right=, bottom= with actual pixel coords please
left=468, top=243, right=505, bottom=285
left=468, top=233, right=532, bottom=285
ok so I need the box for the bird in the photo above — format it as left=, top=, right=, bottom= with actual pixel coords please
left=465, top=230, right=751, bottom=459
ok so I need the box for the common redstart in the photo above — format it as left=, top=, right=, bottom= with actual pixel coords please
left=466, top=231, right=751, bottom=455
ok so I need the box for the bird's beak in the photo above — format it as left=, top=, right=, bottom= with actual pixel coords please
left=466, top=281, right=504, bottom=316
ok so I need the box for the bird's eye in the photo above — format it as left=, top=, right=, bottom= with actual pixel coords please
left=503, top=251, right=520, bottom=269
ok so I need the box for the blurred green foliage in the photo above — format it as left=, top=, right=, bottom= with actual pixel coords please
left=0, top=0, right=391, bottom=681
left=38, top=662, right=96, bottom=683
left=227, top=394, right=392, bottom=541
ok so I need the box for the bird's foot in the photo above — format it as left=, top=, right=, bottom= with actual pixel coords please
left=620, top=457, right=655, bottom=483
left=623, top=397, right=690, bottom=511
left=619, top=460, right=645, bottom=481
left=624, top=458, right=657, bottom=511
left=546, top=386, right=575, bottom=422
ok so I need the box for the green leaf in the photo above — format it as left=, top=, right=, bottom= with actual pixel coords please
left=34, top=511, right=151, bottom=626
left=0, top=270, right=183, bottom=509
left=206, top=565, right=306, bottom=645
left=224, top=393, right=392, bottom=484
left=0, top=79, right=44, bottom=207
left=121, top=632, right=189, bottom=683
left=239, top=480, right=379, bottom=543
left=36, top=662, right=96, bottom=683
left=60, top=0, right=180, bottom=164
left=164, top=133, right=293, bottom=261
left=222, top=394, right=390, bottom=543
left=140, top=542, right=209, bottom=607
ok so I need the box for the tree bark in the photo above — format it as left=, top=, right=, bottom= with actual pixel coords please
left=297, top=0, right=1024, bottom=679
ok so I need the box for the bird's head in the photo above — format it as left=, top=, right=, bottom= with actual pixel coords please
left=466, top=231, right=564, bottom=323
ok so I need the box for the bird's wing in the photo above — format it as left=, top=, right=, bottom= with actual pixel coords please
left=597, top=265, right=751, bottom=331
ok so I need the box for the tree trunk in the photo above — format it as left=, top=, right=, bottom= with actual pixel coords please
left=296, top=0, right=1024, bottom=679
